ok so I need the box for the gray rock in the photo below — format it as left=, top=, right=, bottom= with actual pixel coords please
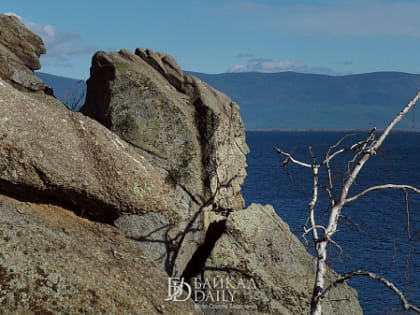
left=11, top=68, right=45, bottom=91
left=192, top=204, right=363, bottom=315
left=115, top=213, right=171, bottom=270
left=0, top=14, right=45, bottom=70
left=0, top=79, right=171, bottom=222
left=0, top=194, right=201, bottom=315
left=82, top=48, right=248, bottom=214
left=81, top=48, right=249, bottom=276
left=0, top=13, right=64, bottom=107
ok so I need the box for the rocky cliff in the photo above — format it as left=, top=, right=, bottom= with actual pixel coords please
left=0, top=76, right=200, bottom=314
left=80, top=48, right=362, bottom=314
left=81, top=48, right=249, bottom=276
left=0, top=13, right=63, bottom=107
left=0, top=14, right=363, bottom=315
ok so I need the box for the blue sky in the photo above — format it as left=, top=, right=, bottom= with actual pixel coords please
left=3, top=0, right=420, bottom=79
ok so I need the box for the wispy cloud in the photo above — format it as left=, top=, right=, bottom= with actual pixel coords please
left=228, top=57, right=340, bottom=75
left=226, top=1, right=420, bottom=37
left=8, top=14, right=96, bottom=66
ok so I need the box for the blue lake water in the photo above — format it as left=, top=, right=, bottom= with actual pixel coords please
left=242, top=131, right=420, bottom=315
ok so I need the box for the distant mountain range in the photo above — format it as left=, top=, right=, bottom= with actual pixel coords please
left=35, top=72, right=86, bottom=111
left=36, top=71, right=420, bottom=130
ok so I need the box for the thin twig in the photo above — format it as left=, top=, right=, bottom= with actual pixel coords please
left=404, top=190, right=412, bottom=240
left=276, top=148, right=312, bottom=168
left=345, top=184, right=420, bottom=204
left=322, top=270, right=420, bottom=313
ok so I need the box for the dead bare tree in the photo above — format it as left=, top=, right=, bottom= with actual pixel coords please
left=276, top=91, right=420, bottom=315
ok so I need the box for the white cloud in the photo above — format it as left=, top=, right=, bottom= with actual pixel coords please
left=228, top=58, right=340, bottom=75
left=17, top=16, right=95, bottom=65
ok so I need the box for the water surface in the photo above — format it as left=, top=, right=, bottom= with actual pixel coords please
left=242, top=131, right=420, bottom=315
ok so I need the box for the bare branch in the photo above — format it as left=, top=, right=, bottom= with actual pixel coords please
left=346, top=150, right=362, bottom=178
left=324, top=134, right=358, bottom=162
left=327, top=133, right=357, bottom=155
left=404, top=190, right=412, bottom=240
left=320, top=186, right=335, bottom=209
left=276, top=148, right=312, bottom=168
left=322, top=129, right=376, bottom=165
left=344, top=184, right=420, bottom=204
left=322, top=270, right=420, bottom=313
left=309, top=165, right=320, bottom=242
left=303, top=225, right=326, bottom=236
left=370, top=90, right=420, bottom=152
left=277, top=91, right=420, bottom=315
left=308, top=146, right=317, bottom=165
left=328, top=237, right=344, bottom=262
left=311, top=91, right=420, bottom=314
left=345, top=129, right=376, bottom=176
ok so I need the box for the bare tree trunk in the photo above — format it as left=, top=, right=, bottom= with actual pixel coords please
left=278, top=90, right=420, bottom=315
left=311, top=240, right=328, bottom=314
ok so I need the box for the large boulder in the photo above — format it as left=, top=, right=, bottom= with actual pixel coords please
left=0, top=14, right=45, bottom=70
left=81, top=48, right=249, bottom=276
left=0, top=13, right=63, bottom=108
left=0, top=13, right=45, bottom=90
left=187, top=204, right=363, bottom=315
left=0, top=79, right=170, bottom=223
left=81, top=48, right=248, bottom=214
left=0, top=194, right=201, bottom=315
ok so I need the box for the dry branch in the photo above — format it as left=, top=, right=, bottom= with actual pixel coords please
left=276, top=90, right=420, bottom=315
left=345, top=184, right=420, bottom=204
left=323, top=270, right=420, bottom=313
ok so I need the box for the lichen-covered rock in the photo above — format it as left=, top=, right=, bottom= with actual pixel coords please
left=192, top=204, right=363, bottom=315
left=0, top=194, right=201, bottom=315
left=114, top=213, right=171, bottom=270
left=0, top=79, right=170, bottom=222
left=81, top=48, right=248, bottom=214
left=81, top=48, right=248, bottom=276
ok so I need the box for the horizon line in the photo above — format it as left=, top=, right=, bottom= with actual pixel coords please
left=246, top=128, right=420, bottom=133
left=36, top=69, right=420, bottom=81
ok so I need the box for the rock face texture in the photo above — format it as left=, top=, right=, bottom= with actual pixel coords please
left=0, top=79, right=170, bottom=223
left=78, top=48, right=362, bottom=313
left=0, top=13, right=63, bottom=107
left=81, top=48, right=249, bottom=275
left=82, top=48, right=248, bottom=213
left=0, top=194, right=200, bottom=315
left=0, top=17, right=363, bottom=313
left=191, top=204, right=363, bottom=315
left=0, top=14, right=45, bottom=90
